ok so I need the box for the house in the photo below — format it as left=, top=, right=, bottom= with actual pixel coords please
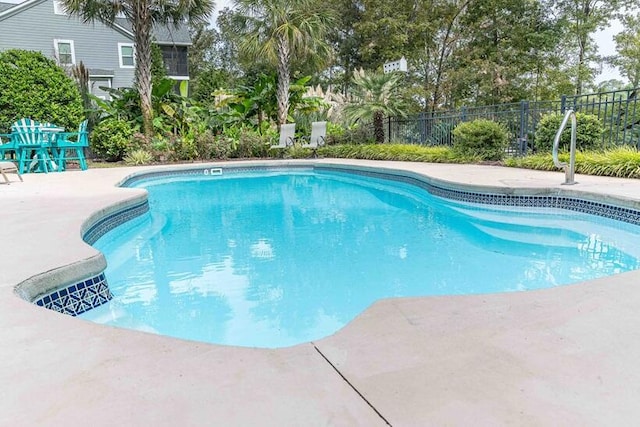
left=0, top=0, right=191, bottom=99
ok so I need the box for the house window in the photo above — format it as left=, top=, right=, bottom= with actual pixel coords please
left=54, top=39, right=75, bottom=66
left=159, top=45, right=189, bottom=77
left=118, top=43, right=135, bottom=68
left=90, top=77, right=113, bottom=100
left=52, top=0, right=67, bottom=15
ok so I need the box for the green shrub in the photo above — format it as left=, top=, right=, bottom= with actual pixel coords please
left=326, top=122, right=345, bottom=139
left=505, top=146, right=640, bottom=178
left=169, top=136, right=198, bottom=161
left=191, top=67, right=232, bottom=105
left=129, top=132, right=154, bottom=155
left=287, top=145, right=314, bottom=158
left=452, top=119, right=509, bottom=161
left=194, top=130, right=216, bottom=160
left=212, top=136, right=237, bottom=160
left=534, top=112, right=603, bottom=152
left=326, top=124, right=374, bottom=145
left=193, top=130, right=236, bottom=160
left=0, top=49, right=83, bottom=132
left=150, top=136, right=169, bottom=158
left=317, top=143, right=465, bottom=162
left=91, top=118, right=134, bottom=161
left=233, top=130, right=272, bottom=158
left=124, top=149, right=154, bottom=165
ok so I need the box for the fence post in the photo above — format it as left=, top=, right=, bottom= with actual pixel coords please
left=519, top=100, right=529, bottom=155
left=560, top=95, right=567, bottom=114
left=419, top=112, right=426, bottom=144
left=387, top=117, right=391, bottom=143
left=461, top=106, right=467, bottom=122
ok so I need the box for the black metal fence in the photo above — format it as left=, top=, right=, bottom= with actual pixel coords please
left=385, top=87, right=640, bottom=156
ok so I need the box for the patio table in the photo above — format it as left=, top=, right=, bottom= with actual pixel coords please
left=12, top=125, right=64, bottom=173
left=38, top=126, right=64, bottom=172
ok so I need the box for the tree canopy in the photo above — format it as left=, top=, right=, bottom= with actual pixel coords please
left=192, top=0, right=635, bottom=114
left=231, top=0, right=335, bottom=124
left=62, top=0, right=214, bottom=136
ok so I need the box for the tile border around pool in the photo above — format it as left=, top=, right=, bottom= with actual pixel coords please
left=82, top=199, right=150, bottom=245
left=121, top=163, right=640, bottom=226
left=34, top=162, right=640, bottom=317
left=317, top=165, right=640, bottom=226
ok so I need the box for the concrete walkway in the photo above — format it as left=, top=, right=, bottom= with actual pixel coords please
left=2, top=160, right=640, bottom=426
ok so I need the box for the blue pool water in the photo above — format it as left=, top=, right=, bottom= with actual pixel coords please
left=82, top=169, right=640, bottom=347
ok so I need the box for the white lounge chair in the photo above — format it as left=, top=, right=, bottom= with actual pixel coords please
left=271, top=123, right=296, bottom=149
left=0, top=161, right=23, bottom=184
left=301, top=121, right=327, bottom=157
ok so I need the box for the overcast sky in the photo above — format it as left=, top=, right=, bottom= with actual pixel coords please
left=595, top=20, right=624, bottom=82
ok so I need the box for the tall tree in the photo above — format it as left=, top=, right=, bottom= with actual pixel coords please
left=62, top=0, right=214, bottom=137
left=523, top=0, right=566, bottom=101
left=189, top=22, right=220, bottom=78
left=554, top=0, right=632, bottom=95
left=232, top=0, right=335, bottom=125
left=190, top=11, right=241, bottom=76
left=449, top=0, right=562, bottom=105
left=324, top=0, right=365, bottom=94
left=410, top=0, right=471, bottom=112
left=343, top=69, right=409, bottom=143
left=188, top=20, right=239, bottom=102
left=352, top=0, right=418, bottom=69
left=611, top=13, right=640, bottom=88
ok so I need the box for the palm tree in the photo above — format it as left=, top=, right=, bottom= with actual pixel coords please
left=61, top=0, right=214, bottom=137
left=344, top=69, right=409, bottom=143
left=233, top=0, right=334, bottom=125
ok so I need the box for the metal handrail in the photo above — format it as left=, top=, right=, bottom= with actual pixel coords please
left=552, top=109, right=577, bottom=185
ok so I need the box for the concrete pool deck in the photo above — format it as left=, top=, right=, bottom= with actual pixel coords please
left=2, top=159, right=640, bottom=425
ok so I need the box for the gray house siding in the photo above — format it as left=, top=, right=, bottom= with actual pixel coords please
left=0, top=0, right=192, bottom=98
left=0, top=0, right=136, bottom=95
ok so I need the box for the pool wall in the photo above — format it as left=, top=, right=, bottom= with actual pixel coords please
left=32, top=272, right=112, bottom=316
left=18, top=161, right=640, bottom=317
left=21, top=198, right=151, bottom=316
left=320, top=166, right=640, bottom=225
left=13, top=190, right=148, bottom=315
left=123, top=163, right=640, bottom=225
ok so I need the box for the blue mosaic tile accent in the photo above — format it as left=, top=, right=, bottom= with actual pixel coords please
left=83, top=200, right=149, bottom=245
left=318, top=166, right=640, bottom=226
left=33, top=273, right=112, bottom=317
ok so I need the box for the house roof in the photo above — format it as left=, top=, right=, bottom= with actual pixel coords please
left=0, top=0, right=45, bottom=20
left=152, top=24, right=191, bottom=46
left=115, top=17, right=191, bottom=45
left=88, top=68, right=115, bottom=77
left=0, top=0, right=191, bottom=45
left=0, top=2, right=14, bottom=13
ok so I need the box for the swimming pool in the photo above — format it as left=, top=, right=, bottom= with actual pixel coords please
left=81, top=168, right=640, bottom=347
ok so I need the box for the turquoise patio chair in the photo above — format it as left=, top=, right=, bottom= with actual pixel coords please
left=54, top=120, right=88, bottom=171
left=11, top=118, right=55, bottom=174
left=0, top=133, right=18, bottom=160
